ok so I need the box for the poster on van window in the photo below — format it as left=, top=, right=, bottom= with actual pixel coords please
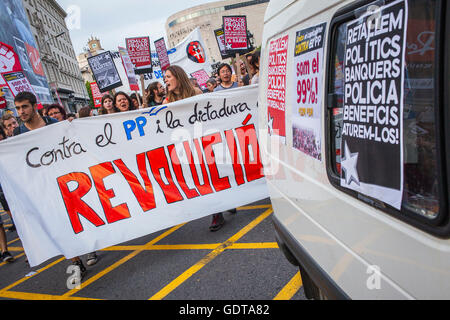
left=267, top=35, right=288, bottom=142
left=292, top=23, right=326, bottom=161
left=340, top=0, right=408, bottom=210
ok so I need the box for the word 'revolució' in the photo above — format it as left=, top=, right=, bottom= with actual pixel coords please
left=57, top=124, right=263, bottom=234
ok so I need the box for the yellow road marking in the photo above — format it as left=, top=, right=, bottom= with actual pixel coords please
left=228, top=242, right=278, bottom=249
left=3, top=246, right=23, bottom=252
left=62, top=223, right=186, bottom=298
left=0, top=257, right=65, bottom=292
left=273, top=271, right=302, bottom=300
left=237, top=204, right=272, bottom=210
left=7, top=238, right=20, bottom=246
left=149, top=208, right=273, bottom=300
left=0, top=290, right=100, bottom=300
left=102, top=242, right=278, bottom=251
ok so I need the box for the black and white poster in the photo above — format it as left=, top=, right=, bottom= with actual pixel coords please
left=340, top=0, right=408, bottom=209
left=88, top=51, right=123, bottom=93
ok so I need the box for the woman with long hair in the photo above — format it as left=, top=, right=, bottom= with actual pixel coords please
left=113, top=91, right=137, bottom=112
left=98, top=94, right=115, bottom=115
left=163, top=65, right=202, bottom=104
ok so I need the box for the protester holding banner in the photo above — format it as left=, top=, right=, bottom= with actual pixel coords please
left=0, top=193, right=14, bottom=262
left=98, top=94, right=116, bottom=115
left=1, top=113, right=19, bottom=137
left=12, top=91, right=98, bottom=281
left=163, top=65, right=202, bottom=104
left=114, top=91, right=137, bottom=112
left=214, top=63, right=238, bottom=92
left=144, top=82, right=165, bottom=107
left=46, top=104, right=67, bottom=122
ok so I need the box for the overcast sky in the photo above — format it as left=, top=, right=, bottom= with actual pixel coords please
left=57, top=0, right=218, bottom=55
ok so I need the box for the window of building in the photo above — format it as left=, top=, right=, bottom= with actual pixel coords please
left=326, top=0, right=448, bottom=234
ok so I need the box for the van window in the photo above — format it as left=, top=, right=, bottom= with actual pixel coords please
left=328, top=0, right=443, bottom=220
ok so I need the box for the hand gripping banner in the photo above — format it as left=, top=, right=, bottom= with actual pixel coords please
left=0, top=85, right=268, bottom=266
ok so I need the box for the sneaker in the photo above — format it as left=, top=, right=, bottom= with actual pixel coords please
left=228, top=208, right=237, bottom=215
left=1, top=251, right=14, bottom=263
left=209, top=213, right=225, bottom=232
left=86, top=252, right=98, bottom=266
left=68, top=260, right=86, bottom=286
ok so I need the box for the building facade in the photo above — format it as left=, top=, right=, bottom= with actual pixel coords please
left=166, top=0, right=269, bottom=64
left=22, top=0, right=88, bottom=112
left=77, top=36, right=104, bottom=84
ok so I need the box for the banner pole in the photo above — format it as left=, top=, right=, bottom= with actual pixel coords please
left=140, top=74, right=145, bottom=99
left=235, top=53, right=242, bottom=84
left=135, top=90, right=142, bottom=108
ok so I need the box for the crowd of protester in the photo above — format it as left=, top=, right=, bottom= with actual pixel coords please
left=0, top=50, right=260, bottom=284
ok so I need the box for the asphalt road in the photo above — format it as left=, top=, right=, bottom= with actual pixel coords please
left=0, top=197, right=306, bottom=301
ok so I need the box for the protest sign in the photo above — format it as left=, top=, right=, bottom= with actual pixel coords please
left=0, top=86, right=267, bottom=267
left=223, top=16, right=249, bottom=53
left=154, top=37, right=170, bottom=72
left=0, top=0, right=53, bottom=104
left=190, top=69, right=210, bottom=91
left=118, top=46, right=139, bottom=92
left=168, top=28, right=212, bottom=76
left=292, top=23, right=326, bottom=161
left=126, top=37, right=153, bottom=75
left=340, top=0, right=407, bottom=209
left=88, top=51, right=123, bottom=93
left=1, top=70, right=43, bottom=109
left=214, top=28, right=234, bottom=60
left=90, top=81, right=103, bottom=108
left=267, top=34, right=288, bottom=142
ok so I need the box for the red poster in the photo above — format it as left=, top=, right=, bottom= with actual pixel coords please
left=223, top=16, right=248, bottom=51
left=154, top=38, right=170, bottom=71
left=0, top=95, right=6, bottom=109
left=125, top=37, right=152, bottom=74
left=25, top=43, right=45, bottom=76
left=267, top=35, right=288, bottom=140
left=90, top=82, right=103, bottom=108
left=0, top=42, right=22, bottom=87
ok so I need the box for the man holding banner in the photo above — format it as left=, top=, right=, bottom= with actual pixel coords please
left=13, top=91, right=97, bottom=284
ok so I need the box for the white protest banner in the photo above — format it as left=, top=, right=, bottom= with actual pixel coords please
left=118, top=46, right=139, bottom=92
left=340, top=0, right=408, bottom=209
left=168, top=27, right=212, bottom=75
left=292, top=23, right=326, bottom=161
left=0, top=85, right=267, bottom=267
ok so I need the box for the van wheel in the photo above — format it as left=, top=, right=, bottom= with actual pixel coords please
left=299, top=266, right=327, bottom=300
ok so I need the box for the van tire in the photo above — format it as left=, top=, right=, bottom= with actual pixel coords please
left=299, top=265, right=326, bottom=300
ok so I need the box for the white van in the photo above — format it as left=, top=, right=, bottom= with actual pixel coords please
left=258, top=0, right=449, bottom=299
